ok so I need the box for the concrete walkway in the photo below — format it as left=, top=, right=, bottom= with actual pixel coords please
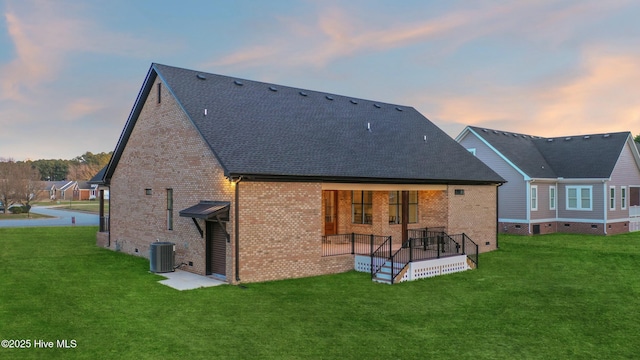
left=157, top=269, right=226, bottom=290
left=0, top=206, right=99, bottom=227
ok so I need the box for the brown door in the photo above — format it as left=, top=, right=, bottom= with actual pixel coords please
left=206, top=221, right=226, bottom=276
left=323, top=190, right=338, bottom=235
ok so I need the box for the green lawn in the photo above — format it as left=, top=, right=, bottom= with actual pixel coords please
left=1, top=228, right=639, bottom=359
left=0, top=212, right=52, bottom=220
left=43, top=201, right=108, bottom=214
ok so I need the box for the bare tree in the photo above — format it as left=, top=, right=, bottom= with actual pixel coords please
left=0, top=159, right=42, bottom=216
left=13, top=163, right=42, bottom=217
left=0, top=159, right=15, bottom=214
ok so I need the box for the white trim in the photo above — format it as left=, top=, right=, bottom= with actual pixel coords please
left=321, top=183, right=447, bottom=191
left=621, top=186, right=627, bottom=210
left=549, top=185, right=556, bottom=210
left=462, top=127, right=531, bottom=181
left=531, top=177, right=610, bottom=183
left=609, top=186, right=616, bottom=210
left=531, top=184, right=538, bottom=211
left=566, top=185, right=593, bottom=211
left=499, top=218, right=530, bottom=223
left=603, top=182, right=608, bottom=235
left=501, top=217, right=608, bottom=224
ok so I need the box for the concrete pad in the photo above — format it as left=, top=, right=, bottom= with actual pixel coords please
left=157, top=269, right=226, bottom=290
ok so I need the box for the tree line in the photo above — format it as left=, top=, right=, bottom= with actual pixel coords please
left=31, top=151, right=112, bottom=181
left=0, top=151, right=112, bottom=214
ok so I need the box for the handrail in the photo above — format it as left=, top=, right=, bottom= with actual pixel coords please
left=321, top=233, right=389, bottom=257
left=370, top=236, right=393, bottom=279
left=462, top=233, right=479, bottom=268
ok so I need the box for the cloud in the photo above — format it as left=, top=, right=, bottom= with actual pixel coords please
left=207, top=0, right=636, bottom=74
left=426, top=47, right=640, bottom=137
left=64, top=98, right=106, bottom=121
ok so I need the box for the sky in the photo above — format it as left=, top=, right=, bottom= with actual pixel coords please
left=1, top=0, right=639, bottom=161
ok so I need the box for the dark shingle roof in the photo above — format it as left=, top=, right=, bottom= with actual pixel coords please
left=105, top=64, right=504, bottom=185
left=88, top=165, right=107, bottom=184
left=467, top=126, right=630, bottom=179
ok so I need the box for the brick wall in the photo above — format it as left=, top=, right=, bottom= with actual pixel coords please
left=500, top=221, right=629, bottom=236
left=109, top=78, right=235, bottom=277
left=237, top=181, right=327, bottom=282
left=447, top=185, right=498, bottom=253
left=335, top=190, right=449, bottom=241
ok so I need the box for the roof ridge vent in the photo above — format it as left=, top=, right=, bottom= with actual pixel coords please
left=373, top=103, right=381, bottom=108
left=325, top=95, right=334, bottom=101
left=603, top=134, right=610, bottom=138
left=299, top=91, right=308, bottom=97
left=196, top=74, right=207, bottom=80
left=233, top=80, right=243, bottom=86
left=547, top=139, right=554, bottom=142
left=584, top=135, right=590, bottom=139
left=269, top=86, right=278, bottom=92
left=350, top=99, right=358, bottom=104
left=395, top=107, right=403, bottom=112
left=565, top=137, right=571, bottom=141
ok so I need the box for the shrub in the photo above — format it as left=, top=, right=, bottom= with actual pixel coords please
left=9, top=206, right=23, bottom=214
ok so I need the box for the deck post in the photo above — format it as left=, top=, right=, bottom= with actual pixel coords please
left=462, top=233, right=466, bottom=254
left=351, top=233, right=355, bottom=254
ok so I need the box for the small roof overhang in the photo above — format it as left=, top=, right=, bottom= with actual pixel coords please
left=179, top=201, right=230, bottom=221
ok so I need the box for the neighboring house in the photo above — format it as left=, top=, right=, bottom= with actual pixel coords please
left=95, top=63, right=504, bottom=284
left=456, top=126, right=640, bottom=235
left=42, top=180, right=77, bottom=201
left=74, top=181, right=94, bottom=200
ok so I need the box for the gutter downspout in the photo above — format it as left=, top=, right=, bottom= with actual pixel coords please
left=235, top=178, right=242, bottom=282
left=526, top=180, right=531, bottom=235
left=496, top=183, right=503, bottom=249
left=555, top=181, right=559, bottom=231
left=107, top=188, right=111, bottom=247
left=603, top=180, right=608, bottom=235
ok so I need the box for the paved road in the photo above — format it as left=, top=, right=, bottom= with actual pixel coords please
left=0, top=206, right=99, bottom=228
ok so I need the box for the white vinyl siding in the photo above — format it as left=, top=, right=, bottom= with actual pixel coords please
left=567, top=186, right=592, bottom=211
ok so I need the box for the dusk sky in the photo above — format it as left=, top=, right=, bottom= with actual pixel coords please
left=1, top=0, right=639, bottom=161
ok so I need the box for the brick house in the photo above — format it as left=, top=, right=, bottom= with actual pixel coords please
left=96, top=63, right=504, bottom=284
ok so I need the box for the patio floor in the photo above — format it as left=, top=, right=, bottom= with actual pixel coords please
left=156, top=269, right=226, bottom=290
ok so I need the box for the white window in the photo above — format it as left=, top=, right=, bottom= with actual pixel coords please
left=621, top=186, right=627, bottom=210
left=549, top=186, right=556, bottom=210
left=531, top=185, right=538, bottom=211
left=610, top=186, right=616, bottom=210
left=566, top=186, right=592, bottom=211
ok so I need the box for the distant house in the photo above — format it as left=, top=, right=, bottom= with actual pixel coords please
left=95, top=63, right=504, bottom=284
left=42, top=180, right=76, bottom=201
left=456, top=126, right=640, bottom=235
left=73, top=181, right=94, bottom=201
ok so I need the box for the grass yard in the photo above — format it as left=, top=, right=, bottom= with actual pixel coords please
left=0, top=212, right=52, bottom=220
left=46, top=201, right=108, bottom=214
left=1, top=228, right=639, bottom=359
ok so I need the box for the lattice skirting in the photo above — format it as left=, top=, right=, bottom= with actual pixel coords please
left=354, top=255, right=470, bottom=282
